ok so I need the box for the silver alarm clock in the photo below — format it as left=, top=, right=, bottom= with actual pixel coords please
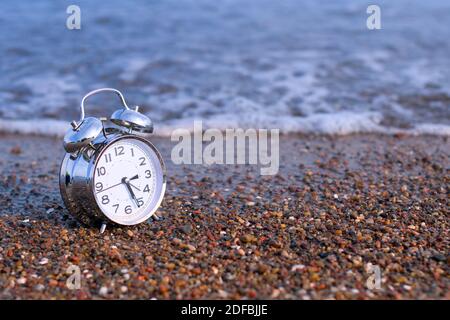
left=59, top=88, right=166, bottom=231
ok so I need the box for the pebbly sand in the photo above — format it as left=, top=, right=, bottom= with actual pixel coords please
left=0, top=133, right=448, bottom=299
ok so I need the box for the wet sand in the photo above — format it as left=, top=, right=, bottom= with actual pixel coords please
left=0, top=133, right=448, bottom=299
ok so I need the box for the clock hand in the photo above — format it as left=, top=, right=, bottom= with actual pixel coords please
left=122, top=177, right=140, bottom=207
left=126, top=174, right=141, bottom=192
left=95, top=181, right=122, bottom=194
left=129, top=182, right=141, bottom=192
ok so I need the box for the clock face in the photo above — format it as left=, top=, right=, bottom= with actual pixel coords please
left=92, top=137, right=165, bottom=225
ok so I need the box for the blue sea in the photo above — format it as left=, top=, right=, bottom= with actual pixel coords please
left=0, top=0, right=449, bottom=136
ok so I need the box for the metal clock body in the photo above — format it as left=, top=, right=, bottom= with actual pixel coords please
left=59, top=88, right=166, bottom=228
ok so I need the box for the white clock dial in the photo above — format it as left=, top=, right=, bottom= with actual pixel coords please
left=93, top=137, right=165, bottom=225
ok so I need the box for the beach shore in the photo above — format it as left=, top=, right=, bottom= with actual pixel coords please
left=0, top=133, right=448, bottom=299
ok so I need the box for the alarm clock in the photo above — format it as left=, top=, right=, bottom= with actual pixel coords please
left=59, top=88, right=166, bottom=231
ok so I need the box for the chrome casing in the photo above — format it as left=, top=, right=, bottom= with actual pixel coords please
left=59, top=132, right=166, bottom=227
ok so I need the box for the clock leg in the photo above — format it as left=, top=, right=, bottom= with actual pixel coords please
left=147, top=214, right=161, bottom=224
left=100, top=222, right=107, bottom=234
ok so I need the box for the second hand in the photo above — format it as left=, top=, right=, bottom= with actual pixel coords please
left=95, top=181, right=122, bottom=194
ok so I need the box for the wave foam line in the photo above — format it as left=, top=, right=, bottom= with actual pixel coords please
left=0, top=118, right=69, bottom=136
left=0, top=115, right=449, bottom=137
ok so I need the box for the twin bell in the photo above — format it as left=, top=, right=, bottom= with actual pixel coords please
left=63, top=88, right=153, bottom=153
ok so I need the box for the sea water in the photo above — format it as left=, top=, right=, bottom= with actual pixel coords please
left=0, top=0, right=449, bottom=136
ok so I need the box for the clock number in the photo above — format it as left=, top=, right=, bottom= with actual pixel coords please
left=124, top=205, right=132, bottom=214
left=137, top=197, right=144, bottom=207
left=101, top=195, right=109, bottom=205
left=105, top=153, right=112, bottom=163
left=145, top=170, right=151, bottom=178
left=139, top=157, right=146, bottom=166
left=115, top=146, right=125, bottom=156
left=113, top=204, right=119, bottom=213
left=95, top=182, right=103, bottom=192
left=130, top=148, right=135, bottom=157
left=143, top=184, right=150, bottom=193
left=97, top=166, right=106, bottom=176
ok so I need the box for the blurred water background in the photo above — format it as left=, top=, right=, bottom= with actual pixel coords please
left=0, top=0, right=449, bottom=136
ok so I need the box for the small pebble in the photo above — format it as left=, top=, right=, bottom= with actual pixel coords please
left=0, top=133, right=447, bottom=300
left=291, top=264, right=305, bottom=272
left=34, top=284, right=45, bottom=292
left=99, top=286, right=108, bottom=296
left=180, top=224, right=193, bottom=234
left=186, top=244, right=196, bottom=251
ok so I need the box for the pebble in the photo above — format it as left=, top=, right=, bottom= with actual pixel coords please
left=241, top=234, right=257, bottom=244
left=180, top=224, right=193, bottom=234
left=217, top=290, right=228, bottom=298
left=431, top=254, right=445, bottom=262
left=271, top=289, right=281, bottom=298
left=186, top=244, right=196, bottom=251
left=291, top=264, right=305, bottom=272
left=99, top=286, right=108, bottom=296
left=0, top=134, right=447, bottom=300
left=34, top=284, right=45, bottom=292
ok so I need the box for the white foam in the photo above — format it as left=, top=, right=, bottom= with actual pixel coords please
left=413, top=123, right=450, bottom=136
left=1, top=112, right=449, bottom=138
left=1, top=1, right=449, bottom=140
left=0, top=118, right=69, bottom=136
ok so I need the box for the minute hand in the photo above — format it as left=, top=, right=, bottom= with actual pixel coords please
left=122, top=178, right=140, bottom=207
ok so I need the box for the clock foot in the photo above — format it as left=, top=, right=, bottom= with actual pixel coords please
left=100, top=222, right=107, bottom=234
left=147, top=214, right=161, bottom=224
